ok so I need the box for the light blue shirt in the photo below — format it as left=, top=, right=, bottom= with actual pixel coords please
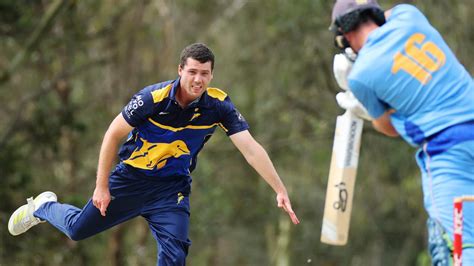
left=348, top=4, right=474, bottom=146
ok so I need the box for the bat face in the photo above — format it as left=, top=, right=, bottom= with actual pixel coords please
left=321, top=111, right=364, bottom=245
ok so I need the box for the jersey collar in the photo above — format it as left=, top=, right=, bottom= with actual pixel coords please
left=169, top=77, right=210, bottom=108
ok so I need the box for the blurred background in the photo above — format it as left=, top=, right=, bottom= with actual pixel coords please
left=0, top=0, right=472, bottom=265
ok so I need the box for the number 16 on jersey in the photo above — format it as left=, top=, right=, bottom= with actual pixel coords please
left=321, top=110, right=364, bottom=245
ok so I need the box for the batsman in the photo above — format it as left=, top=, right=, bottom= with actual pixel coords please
left=329, top=0, right=474, bottom=265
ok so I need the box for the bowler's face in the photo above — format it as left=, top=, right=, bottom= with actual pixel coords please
left=178, top=58, right=213, bottom=101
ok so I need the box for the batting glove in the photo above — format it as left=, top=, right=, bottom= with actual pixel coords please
left=333, top=48, right=356, bottom=91
left=336, top=91, right=373, bottom=121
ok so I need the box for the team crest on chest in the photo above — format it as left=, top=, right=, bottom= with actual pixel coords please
left=124, top=138, right=190, bottom=170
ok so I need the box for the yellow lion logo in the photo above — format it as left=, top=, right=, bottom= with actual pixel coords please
left=123, top=138, right=190, bottom=170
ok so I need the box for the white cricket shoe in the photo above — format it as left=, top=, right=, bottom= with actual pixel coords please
left=8, top=191, right=57, bottom=236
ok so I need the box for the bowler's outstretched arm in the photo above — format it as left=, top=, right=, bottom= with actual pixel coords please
left=229, top=130, right=300, bottom=224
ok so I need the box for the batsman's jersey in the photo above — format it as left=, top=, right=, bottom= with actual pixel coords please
left=348, top=4, right=474, bottom=147
left=119, top=78, right=249, bottom=178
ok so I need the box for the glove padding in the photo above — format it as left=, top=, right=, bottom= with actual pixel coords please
left=336, top=91, right=373, bottom=121
left=333, top=48, right=356, bottom=91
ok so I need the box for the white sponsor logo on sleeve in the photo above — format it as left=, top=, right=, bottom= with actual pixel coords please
left=125, top=95, right=144, bottom=118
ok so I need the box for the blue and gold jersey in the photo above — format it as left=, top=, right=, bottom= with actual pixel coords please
left=119, top=78, right=249, bottom=178
left=348, top=4, right=474, bottom=146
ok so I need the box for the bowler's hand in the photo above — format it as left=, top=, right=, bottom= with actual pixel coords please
left=92, top=185, right=111, bottom=216
left=277, top=192, right=300, bottom=225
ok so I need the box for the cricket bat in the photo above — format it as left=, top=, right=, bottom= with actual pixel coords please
left=321, top=110, right=364, bottom=245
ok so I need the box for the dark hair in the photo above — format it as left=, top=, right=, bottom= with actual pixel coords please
left=335, top=7, right=385, bottom=34
left=332, top=7, right=385, bottom=50
left=179, top=43, right=215, bottom=71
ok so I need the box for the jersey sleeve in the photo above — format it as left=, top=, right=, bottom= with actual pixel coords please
left=121, top=87, right=155, bottom=127
left=218, top=96, right=250, bottom=136
left=349, top=79, right=388, bottom=119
